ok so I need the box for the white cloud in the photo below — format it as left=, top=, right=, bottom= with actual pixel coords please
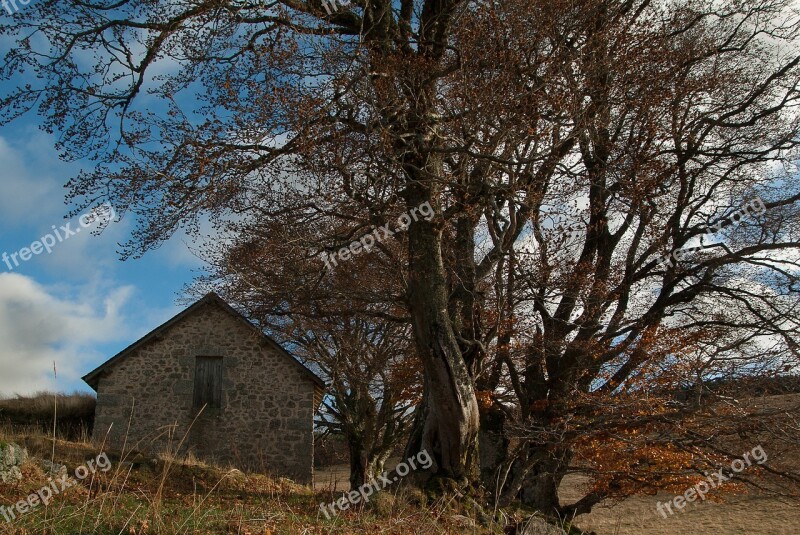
left=0, top=273, right=135, bottom=395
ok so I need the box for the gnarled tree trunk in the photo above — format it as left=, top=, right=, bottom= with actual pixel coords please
left=348, top=437, right=380, bottom=490
left=405, top=192, right=480, bottom=484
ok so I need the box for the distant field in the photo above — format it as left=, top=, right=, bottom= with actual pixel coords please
left=561, top=474, right=800, bottom=535
left=563, top=393, right=800, bottom=534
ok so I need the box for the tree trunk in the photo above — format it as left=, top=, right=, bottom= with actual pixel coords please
left=478, top=401, right=509, bottom=493
left=498, top=442, right=570, bottom=516
left=404, top=375, right=430, bottom=461
left=405, top=195, right=480, bottom=484
left=348, top=437, right=378, bottom=491
left=519, top=462, right=562, bottom=515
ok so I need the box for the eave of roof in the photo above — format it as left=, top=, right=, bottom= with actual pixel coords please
left=82, top=292, right=326, bottom=393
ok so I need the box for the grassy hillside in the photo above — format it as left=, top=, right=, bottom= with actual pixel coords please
left=0, top=431, right=518, bottom=534
left=1, top=392, right=797, bottom=534
left=0, top=393, right=551, bottom=534
left=0, top=393, right=95, bottom=442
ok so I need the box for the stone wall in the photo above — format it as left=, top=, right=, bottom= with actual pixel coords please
left=92, top=301, right=316, bottom=484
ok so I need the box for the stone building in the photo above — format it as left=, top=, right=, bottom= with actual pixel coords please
left=83, top=293, right=325, bottom=484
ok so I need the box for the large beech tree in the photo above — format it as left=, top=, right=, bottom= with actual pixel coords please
left=4, top=0, right=800, bottom=516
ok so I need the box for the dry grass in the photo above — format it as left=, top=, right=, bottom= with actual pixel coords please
left=0, top=428, right=504, bottom=535
left=0, top=392, right=95, bottom=442
left=0, top=392, right=95, bottom=420
left=2, top=392, right=797, bottom=533
left=564, top=478, right=800, bottom=535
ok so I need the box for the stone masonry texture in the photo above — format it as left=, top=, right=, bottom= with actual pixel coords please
left=91, top=299, right=317, bottom=484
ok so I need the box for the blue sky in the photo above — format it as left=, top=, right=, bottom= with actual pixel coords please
left=0, top=113, right=204, bottom=396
